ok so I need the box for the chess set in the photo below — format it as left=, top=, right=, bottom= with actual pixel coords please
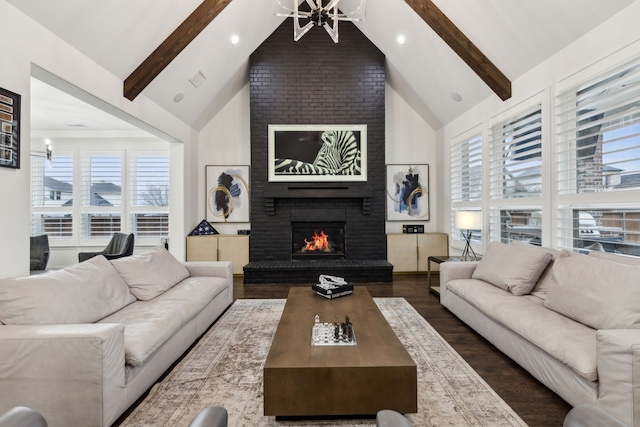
left=311, top=314, right=356, bottom=346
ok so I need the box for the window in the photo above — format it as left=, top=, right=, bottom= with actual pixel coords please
left=451, top=133, right=482, bottom=203
left=556, top=57, right=640, bottom=256
left=82, top=155, right=122, bottom=238
left=130, top=154, right=170, bottom=238
left=493, top=209, right=542, bottom=245
left=32, top=155, right=74, bottom=238
left=556, top=62, right=640, bottom=195
left=31, top=148, right=169, bottom=245
left=490, top=105, right=543, bottom=199
left=451, top=130, right=484, bottom=246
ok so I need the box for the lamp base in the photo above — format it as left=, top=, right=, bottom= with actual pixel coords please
left=461, top=230, right=477, bottom=261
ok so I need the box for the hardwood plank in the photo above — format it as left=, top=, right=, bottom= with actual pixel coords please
left=403, top=0, right=512, bottom=101
left=235, top=274, right=571, bottom=426
left=123, top=0, right=233, bottom=101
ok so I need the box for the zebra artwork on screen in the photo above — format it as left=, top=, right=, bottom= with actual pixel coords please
left=268, top=124, right=367, bottom=182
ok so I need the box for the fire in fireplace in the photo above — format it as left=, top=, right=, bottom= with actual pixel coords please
left=292, top=222, right=346, bottom=260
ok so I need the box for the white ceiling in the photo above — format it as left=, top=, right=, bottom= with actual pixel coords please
left=11, top=0, right=637, bottom=131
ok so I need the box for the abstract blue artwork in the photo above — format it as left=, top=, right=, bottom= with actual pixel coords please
left=386, top=164, right=429, bottom=221
left=206, top=165, right=250, bottom=223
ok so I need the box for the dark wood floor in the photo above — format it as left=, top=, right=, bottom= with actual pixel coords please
left=234, top=274, right=572, bottom=427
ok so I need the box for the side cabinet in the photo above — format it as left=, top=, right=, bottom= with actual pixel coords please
left=186, top=235, right=249, bottom=275
left=387, top=233, right=448, bottom=273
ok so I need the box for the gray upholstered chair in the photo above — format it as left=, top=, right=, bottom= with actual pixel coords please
left=563, top=404, right=628, bottom=427
left=29, top=235, right=50, bottom=271
left=0, top=407, right=48, bottom=427
left=188, top=406, right=228, bottom=427
left=78, top=232, right=134, bottom=262
left=376, top=409, right=413, bottom=427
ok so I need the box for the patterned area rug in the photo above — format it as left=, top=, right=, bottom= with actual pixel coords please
left=120, top=298, right=527, bottom=426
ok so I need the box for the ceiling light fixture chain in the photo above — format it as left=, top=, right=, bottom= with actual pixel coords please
left=274, top=0, right=366, bottom=43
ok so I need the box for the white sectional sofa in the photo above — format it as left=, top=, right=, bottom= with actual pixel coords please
left=0, top=246, right=233, bottom=427
left=440, top=240, right=640, bottom=427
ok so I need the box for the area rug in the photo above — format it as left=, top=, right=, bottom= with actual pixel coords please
left=120, top=298, right=527, bottom=427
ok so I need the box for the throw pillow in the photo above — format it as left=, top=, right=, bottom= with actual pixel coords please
left=0, top=256, right=136, bottom=325
left=545, top=250, right=640, bottom=330
left=110, top=245, right=190, bottom=300
left=472, top=241, right=553, bottom=296
left=511, top=240, right=560, bottom=299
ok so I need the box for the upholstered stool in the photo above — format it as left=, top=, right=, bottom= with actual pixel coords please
left=563, top=404, right=628, bottom=427
left=188, top=406, right=228, bottom=427
left=376, top=409, right=413, bottom=427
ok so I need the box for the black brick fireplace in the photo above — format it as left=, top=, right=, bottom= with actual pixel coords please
left=243, top=21, right=392, bottom=283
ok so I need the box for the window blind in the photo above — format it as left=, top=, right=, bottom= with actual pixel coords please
left=489, top=105, right=543, bottom=199
left=555, top=61, right=640, bottom=194
left=129, top=154, right=170, bottom=238
left=31, top=155, right=74, bottom=238
left=451, top=133, right=482, bottom=203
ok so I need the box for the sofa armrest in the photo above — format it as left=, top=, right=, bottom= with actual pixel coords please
left=596, top=329, right=640, bottom=427
left=438, top=261, right=479, bottom=306
left=184, top=261, right=233, bottom=281
left=0, top=323, right=126, bottom=427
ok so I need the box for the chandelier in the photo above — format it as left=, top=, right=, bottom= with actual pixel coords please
left=273, top=0, right=366, bottom=43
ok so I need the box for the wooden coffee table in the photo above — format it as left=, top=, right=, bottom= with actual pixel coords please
left=263, top=287, right=417, bottom=417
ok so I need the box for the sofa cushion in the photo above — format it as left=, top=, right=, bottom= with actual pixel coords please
left=472, top=241, right=553, bottom=296
left=99, top=276, right=228, bottom=366
left=110, top=245, right=190, bottom=300
left=511, top=240, right=560, bottom=299
left=545, top=250, right=640, bottom=330
left=0, top=256, right=136, bottom=325
left=589, top=250, right=640, bottom=265
left=447, top=278, right=597, bottom=381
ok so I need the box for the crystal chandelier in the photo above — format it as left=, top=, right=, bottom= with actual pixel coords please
left=273, top=0, right=366, bottom=43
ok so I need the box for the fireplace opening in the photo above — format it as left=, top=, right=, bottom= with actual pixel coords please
left=292, top=222, right=346, bottom=260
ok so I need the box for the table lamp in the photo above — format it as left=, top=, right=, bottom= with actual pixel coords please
left=455, top=211, right=482, bottom=260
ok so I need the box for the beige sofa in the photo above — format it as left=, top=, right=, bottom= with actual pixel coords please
left=0, top=246, right=233, bottom=427
left=440, top=241, right=640, bottom=427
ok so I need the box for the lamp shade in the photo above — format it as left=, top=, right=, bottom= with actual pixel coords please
left=455, top=211, right=482, bottom=230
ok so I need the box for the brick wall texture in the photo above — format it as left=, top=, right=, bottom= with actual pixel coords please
left=249, top=20, right=386, bottom=262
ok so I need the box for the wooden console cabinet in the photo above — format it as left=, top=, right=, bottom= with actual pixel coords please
left=387, top=233, right=448, bottom=273
left=186, top=235, right=249, bottom=275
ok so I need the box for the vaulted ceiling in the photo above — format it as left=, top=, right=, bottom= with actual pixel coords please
left=9, top=0, right=636, bottom=131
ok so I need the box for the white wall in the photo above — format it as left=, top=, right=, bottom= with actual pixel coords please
left=196, top=84, right=251, bottom=235
left=385, top=83, right=438, bottom=233
left=0, top=0, right=193, bottom=277
left=195, top=82, right=438, bottom=236
left=438, top=0, right=640, bottom=255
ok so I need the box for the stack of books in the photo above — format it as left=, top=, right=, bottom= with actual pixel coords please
left=312, top=274, right=354, bottom=299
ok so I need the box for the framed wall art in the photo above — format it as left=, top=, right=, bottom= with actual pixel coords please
left=206, top=165, right=250, bottom=223
left=0, top=87, right=20, bottom=169
left=268, top=124, right=367, bottom=182
left=386, top=164, right=430, bottom=221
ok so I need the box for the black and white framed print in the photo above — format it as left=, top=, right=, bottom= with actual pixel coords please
left=268, top=124, right=367, bottom=182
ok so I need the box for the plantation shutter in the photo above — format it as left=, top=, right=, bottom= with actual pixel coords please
left=129, top=153, right=170, bottom=238
left=451, top=133, right=482, bottom=203
left=555, top=61, right=640, bottom=195
left=31, top=154, right=74, bottom=238
left=489, top=105, right=543, bottom=199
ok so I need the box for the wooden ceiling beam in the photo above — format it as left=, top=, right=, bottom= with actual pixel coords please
left=124, top=0, right=234, bottom=101
left=404, top=0, right=512, bottom=101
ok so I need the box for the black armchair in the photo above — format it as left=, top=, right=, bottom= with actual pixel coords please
left=30, top=235, right=50, bottom=271
left=78, top=232, right=135, bottom=262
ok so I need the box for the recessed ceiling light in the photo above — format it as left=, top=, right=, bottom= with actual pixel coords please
left=230, top=35, right=239, bottom=45
left=396, top=35, right=406, bottom=45
left=451, top=92, right=463, bottom=102
left=173, top=92, right=185, bottom=103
